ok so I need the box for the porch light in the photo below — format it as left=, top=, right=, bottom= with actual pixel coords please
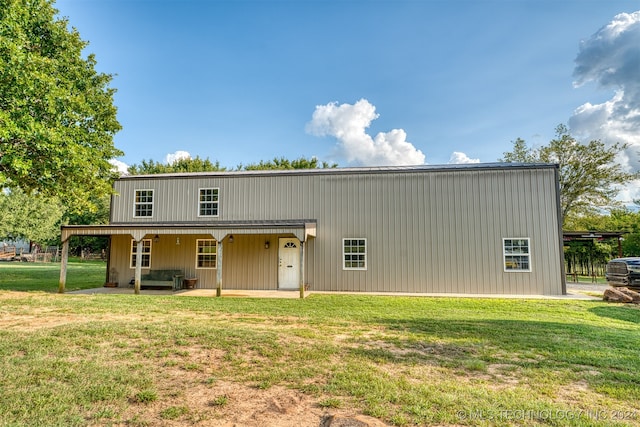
left=176, top=237, right=180, bottom=245
left=264, top=241, right=270, bottom=249
left=154, top=234, right=159, bottom=243
left=229, top=235, right=234, bottom=243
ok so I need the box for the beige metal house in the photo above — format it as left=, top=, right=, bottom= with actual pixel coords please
left=59, top=163, right=566, bottom=295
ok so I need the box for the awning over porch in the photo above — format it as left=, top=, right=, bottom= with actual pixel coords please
left=61, top=219, right=317, bottom=243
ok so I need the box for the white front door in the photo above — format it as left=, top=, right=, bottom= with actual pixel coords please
left=278, top=238, right=300, bottom=289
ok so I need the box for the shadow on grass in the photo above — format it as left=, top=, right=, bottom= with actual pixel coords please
left=589, top=305, right=640, bottom=324
left=360, top=316, right=640, bottom=371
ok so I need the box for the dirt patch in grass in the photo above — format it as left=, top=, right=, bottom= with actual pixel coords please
left=121, top=380, right=387, bottom=426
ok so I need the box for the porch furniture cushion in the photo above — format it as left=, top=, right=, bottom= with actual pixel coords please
left=140, top=269, right=183, bottom=290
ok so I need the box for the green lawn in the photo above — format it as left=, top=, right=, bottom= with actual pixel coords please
left=0, top=262, right=639, bottom=426
left=0, top=259, right=106, bottom=292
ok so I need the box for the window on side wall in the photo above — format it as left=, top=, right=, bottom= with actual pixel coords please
left=198, top=188, right=219, bottom=217
left=134, top=189, right=154, bottom=217
left=343, top=238, right=367, bottom=270
left=130, top=239, right=152, bottom=269
left=196, top=239, right=217, bottom=269
left=503, top=238, right=531, bottom=272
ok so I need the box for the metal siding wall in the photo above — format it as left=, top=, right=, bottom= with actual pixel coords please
left=109, top=235, right=132, bottom=286
left=110, top=167, right=563, bottom=294
left=223, top=234, right=279, bottom=290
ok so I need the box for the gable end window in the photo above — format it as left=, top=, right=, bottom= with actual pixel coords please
left=130, top=239, right=152, bottom=269
left=503, top=238, right=531, bottom=272
left=343, top=238, right=367, bottom=270
left=134, top=190, right=154, bottom=217
left=196, top=239, right=217, bottom=269
left=199, top=188, right=219, bottom=217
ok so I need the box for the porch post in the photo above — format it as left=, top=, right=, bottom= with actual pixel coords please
left=299, top=241, right=305, bottom=299
left=134, top=239, right=143, bottom=295
left=58, top=239, right=70, bottom=294
left=216, top=241, right=223, bottom=297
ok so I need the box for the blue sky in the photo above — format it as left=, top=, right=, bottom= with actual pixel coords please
left=54, top=0, right=640, bottom=198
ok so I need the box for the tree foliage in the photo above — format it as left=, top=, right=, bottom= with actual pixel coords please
left=0, top=0, right=122, bottom=213
left=238, top=156, right=337, bottom=170
left=0, top=189, right=64, bottom=244
left=500, top=125, right=637, bottom=222
left=128, top=156, right=337, bottom=175
left=566, top=208, right=640, bottom=257
left=127, top=156, right=225, bottom=175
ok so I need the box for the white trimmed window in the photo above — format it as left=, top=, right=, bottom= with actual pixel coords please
left=196, top=239, right=217, bottom=269
left=503, top=238, right=531, bottom=272
left=134, top=189, right=154, bottom=217
left=130, top=239, right=152, bottom=269
left=198, top=188, right=219, bottom=217
left=343, top=238, right=367, bottom=270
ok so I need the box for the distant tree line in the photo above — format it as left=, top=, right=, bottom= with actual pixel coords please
left=126, top=156, right=336, bottom=175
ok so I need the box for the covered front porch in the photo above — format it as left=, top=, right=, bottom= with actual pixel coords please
left=59, top=220, right=316, bottom=298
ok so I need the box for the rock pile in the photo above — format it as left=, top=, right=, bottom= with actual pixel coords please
left=603, top=287, right=640, bottom=303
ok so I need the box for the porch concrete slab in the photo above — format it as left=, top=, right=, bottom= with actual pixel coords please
left=68, top=287, right=303, bottom=298
left=68, top=287, right=173, bottom=295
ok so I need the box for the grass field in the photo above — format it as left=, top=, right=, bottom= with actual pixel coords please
left=0, top=259, right=107, bottom=292
left=0, top=262, right=639, bottom=426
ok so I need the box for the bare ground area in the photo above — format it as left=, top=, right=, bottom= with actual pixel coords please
left=0, top=303, right=391, bottom=427
left=119, top=379, right=390, bottom=427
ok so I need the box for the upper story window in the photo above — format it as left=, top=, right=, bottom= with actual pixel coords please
left=503, top=238, right=531, bottom=272
left=343, top=238, right=367, bottom=270
left=134, top=190, right=154, bottom=217
left=199, top=188, right=219, bottom=217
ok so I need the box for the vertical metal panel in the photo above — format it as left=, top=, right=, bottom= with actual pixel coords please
left=223, top=234, right=278, bottom=290
left=110, top=166, right=563, bottom=295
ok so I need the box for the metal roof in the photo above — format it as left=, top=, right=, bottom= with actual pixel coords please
left=117, top=162, right=558, bottom=181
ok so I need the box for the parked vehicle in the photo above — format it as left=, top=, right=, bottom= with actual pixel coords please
left=605, top=257, right=640, bottom=290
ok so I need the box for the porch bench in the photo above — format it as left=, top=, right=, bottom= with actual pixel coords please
left=139, top=269, right=183, bottom=290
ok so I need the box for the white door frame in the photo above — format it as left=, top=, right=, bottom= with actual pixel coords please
left=278, top=237, right=300, bottom=289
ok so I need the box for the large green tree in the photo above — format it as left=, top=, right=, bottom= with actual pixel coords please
left=500, top=125, right=636, bottom=223
left=0, top=0, right=122, bottom=213
left=0, top=189, right=64, bottom=244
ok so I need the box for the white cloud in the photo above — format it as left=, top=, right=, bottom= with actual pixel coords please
left=448, top=152, right=480, bottom=164
left=306, top=99, right=425, bottom=166
left=165, top=150, right=191, bottom=164
left=570, top=11, right=640, bottom=158
left=570, top=10, right=640, bottom=204
left=109, top=159, right=129, bottom=175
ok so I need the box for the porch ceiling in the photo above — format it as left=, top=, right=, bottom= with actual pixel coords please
left=61, top=220, right=317, bottom=243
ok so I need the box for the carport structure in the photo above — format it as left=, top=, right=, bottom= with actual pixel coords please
left=562, top=231, right=627, bottom=281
